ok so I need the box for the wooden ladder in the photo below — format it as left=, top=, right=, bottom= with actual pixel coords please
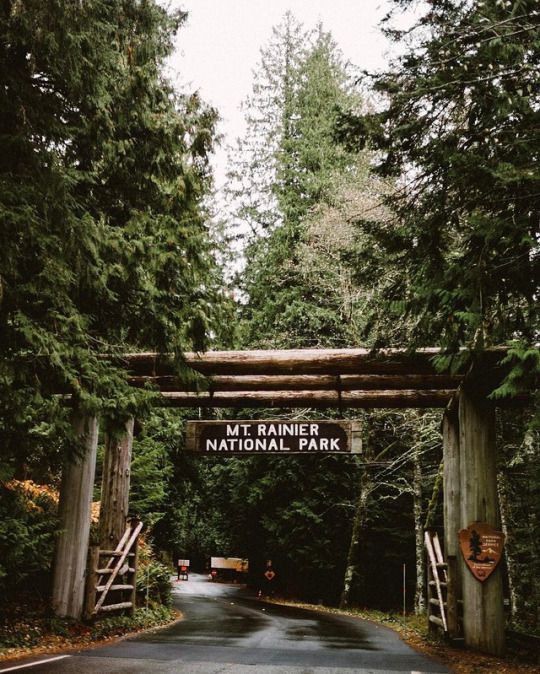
left=425, top=530, right=449, bottom=634
left=84, top=517, right=143, bottom=619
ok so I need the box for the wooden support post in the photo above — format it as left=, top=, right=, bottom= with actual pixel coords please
left=426, top=560, right=437, bottom=636
left=443, top=406, right=460, bottom=559
left=99, top=417, right=134, bottom=549
left=129, top=519, right=140, bottom=617
left=459, top=388, right=505, bottom=655
left=446, top=555, right=459, bottom=639
left=84, top=546, right=100, bottom=620
left=443, top=405, right=461, bottom=638
left=52, top=413, right=99, bottom=619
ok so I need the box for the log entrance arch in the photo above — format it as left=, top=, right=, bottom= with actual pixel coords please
left=54, top=347, right=516, bottom=655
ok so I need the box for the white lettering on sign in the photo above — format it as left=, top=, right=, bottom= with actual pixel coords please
left=298, top=437, right=341, bottom=451
left=226, top=424, right=252, bottom=437
left=255, top=423, right=320, bottom=437
left=204, top=436, right=342, bottom=452
left=205, top=437, right=292, bottom=452
left=186, top=419, right=359, bottom=454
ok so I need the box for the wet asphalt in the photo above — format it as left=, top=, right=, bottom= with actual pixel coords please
left=0, top=574, right=451, bottom=674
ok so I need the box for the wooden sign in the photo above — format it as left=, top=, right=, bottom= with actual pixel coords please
left=459, top=522, right=505, bottom=582
left=185, top=420, right=362, bottom=454
left=211, top=557, right=249, bottom=572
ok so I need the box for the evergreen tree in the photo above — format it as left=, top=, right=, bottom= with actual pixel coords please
left=0, top=0, right=227, bottom=473
left=226, top=12, right=308, bottom=238
left=231, top=19, right=365, bottom=347
left=344, top=0, right=539, bottom=388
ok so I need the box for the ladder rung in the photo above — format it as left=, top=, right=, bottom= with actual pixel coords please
left=429, top=615, right=445, bottom=628
left=95, top=601, right=133, bottom=613
left=97, top=566, right=135, bottom=575
left=96, top=583, right=133, bottom=592
left=99, top=551, right=135, bottom=557
left=429, top=580, right=447, bottom=587
left=429, top=598, right=447, bottom=608
left=435, top=562, right=448, bottom=568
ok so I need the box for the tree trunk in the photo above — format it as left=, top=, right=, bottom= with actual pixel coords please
left=443, top=408, right=460, bottom=558
left=341, top=419, right=372, bottom=610
left=459, top=389, right=505, bottom=655
left=99, top=417, right=134, bottom=549
left=340, top=467, right=372, bottom=609
left=497, top=469, right=521, bottom=622
left=442, top=407, right=461, bottom=638
left=413, top=440, right=426, bottom=615
left=52, top=413, right=99, bottom=619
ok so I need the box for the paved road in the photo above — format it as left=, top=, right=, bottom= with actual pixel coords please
left=0, top=574, right=451, bottom=674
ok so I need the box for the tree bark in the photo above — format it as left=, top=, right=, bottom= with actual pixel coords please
left=52, top=413, right=99, bottom=619
left=413, top=438, right=426, bottom=615
left=128, top=373, right=461, bottom=391
left=340, top=466, right=372, bottom=609
left=443, top=408, right=460, bottom=558
left=497, top=469, right=521, bottom=622
left=121, top=347, right=446, bottom=376
left=99, top=417, right=134, bottom=549
left=158, top=389, right=453, bottom=408
left=119, top=346, right=508, bottom=376
left=442, top=406, right=461, bottom=637
left=459, top=389, right=505, bottom=655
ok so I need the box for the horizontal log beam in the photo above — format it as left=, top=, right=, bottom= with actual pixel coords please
left=118, top=348, right=443, bottom=376
left=115, top=347, right=510, bottom=377
left=157, top=389, right=455, bottom=409
left=128, top=373, right=463, bottom=392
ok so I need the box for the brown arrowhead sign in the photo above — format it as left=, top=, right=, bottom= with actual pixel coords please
left=459, top=522, right=505, bottom=582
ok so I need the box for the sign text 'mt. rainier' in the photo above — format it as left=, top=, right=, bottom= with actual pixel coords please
left=185, top=420, right=361, bottom=454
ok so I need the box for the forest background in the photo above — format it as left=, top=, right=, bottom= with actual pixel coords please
left=0, top=0, right=538, bottom=641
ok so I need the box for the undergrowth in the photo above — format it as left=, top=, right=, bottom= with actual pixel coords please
left=0, top=603, right=176, bottom=658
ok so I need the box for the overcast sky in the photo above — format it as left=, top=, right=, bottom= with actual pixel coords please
left=167, top=0, right=395, bottom=187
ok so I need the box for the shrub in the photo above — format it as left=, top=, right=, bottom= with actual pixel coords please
left=136, top=537, right=172, bottom=608
left=0, top=481, right=59, bottom=602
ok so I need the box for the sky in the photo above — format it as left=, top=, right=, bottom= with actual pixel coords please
left=167, top=0, right=395, bottom=188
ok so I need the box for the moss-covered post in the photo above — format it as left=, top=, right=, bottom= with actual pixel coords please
left=99, top=417, right=134, bottom=549
left=443, top=405, right=461, bottom=638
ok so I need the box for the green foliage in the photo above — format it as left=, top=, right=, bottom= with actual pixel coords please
left=203, top=14, right=445, bottom=609
left=137, top=538, right=172, bottom=608
left=0, top=0, right=228, bottom=472
left=129, top=413, right=177, bottom=525
left=0, top=482, right=59, bottom=599
left=344, top=0, right=539, bottom=374
left=492, top=342, right=540, bottom=412
left=498, top=409, right=540, bottom=632
left=90, top=605, right=175, bottom=638
left=175, top=452, right=361, bottom=603
left=0, top=603, right=174, bottom=653
left=230, top=15, right=367, bottom=348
